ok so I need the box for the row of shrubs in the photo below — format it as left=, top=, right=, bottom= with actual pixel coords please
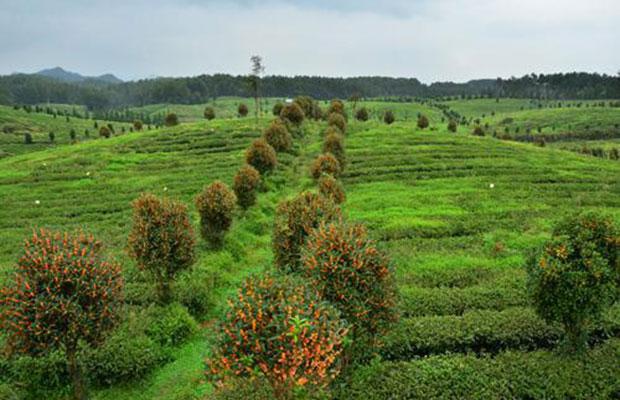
left=339, top=338, right=620, bottom=399
left=380, top=305, right=620, bottom=361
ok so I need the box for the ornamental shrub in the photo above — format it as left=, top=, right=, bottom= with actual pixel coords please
left=526, top=212, right=619, bottom=351
left=207, top=274, right=348, bottom=399
left=133, top=120, right=143, bottom=131
left=0, top=229, right=124, bottom=400
left=317, top=175, right=346, bottom=204
left=448, top=120, right=457, bottom=132
left=262, top=119, right=293, bottom=152
left=245, top=139, right=277, bottom=175
left=417, top=114, right=429, bottom=129
left=384, top=110, right=395, bottom=125
left=233, top=165, right=261, bottom=210
left=165, top=112, right=179, bottom=126
left=355, top=107, right=369, bottom=122
left=472, top=126, right=485, bottom=136
left=273, top=192, right=341, bottom=272
left=204, top=107, right=215, bottom=120
left=310, top=153, right=341, bottom=180
left=302, top=223, right=397, bottom=345
left=280, top=102, right=305, bottom=127
left=293, top=95, right=314, bottom=118
left=237, top=103, right=249, bottom=117
left=328, top=112, right=347, bottom=133
left=144, top=303, right=198, bottom=347
left=24, top=132, right=33, bottom=144
left=99, top=126, right=111, bottom=138
left=327, top=99, right=346, bottom=118
left=322, top=132, right=346, bottom=170
left=128, top=193, right=195, bottom=303
left=272, top=102, right=284, bottom=116
left=195, top=181, right=237, bottom=247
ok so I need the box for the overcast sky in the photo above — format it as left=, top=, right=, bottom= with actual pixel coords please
left=1, top=0, right=619, bottom=82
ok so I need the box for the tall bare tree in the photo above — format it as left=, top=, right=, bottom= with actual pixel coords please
left=248, top=55, right=265, bottom=123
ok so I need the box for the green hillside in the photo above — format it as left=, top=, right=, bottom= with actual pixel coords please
left=1, top=102, right=619, bottom=399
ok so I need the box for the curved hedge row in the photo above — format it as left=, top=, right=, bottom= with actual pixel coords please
left=341, top=339, right=620, bottom=400
left=381, top=305, right=620, bottom=360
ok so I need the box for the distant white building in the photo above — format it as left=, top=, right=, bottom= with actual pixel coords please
left=285, top=98, right=293, bottom=104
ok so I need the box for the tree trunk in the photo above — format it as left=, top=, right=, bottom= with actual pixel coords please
left=157, top=278, right=172, bottom=304
left=67, top=345, right=87, bottom=400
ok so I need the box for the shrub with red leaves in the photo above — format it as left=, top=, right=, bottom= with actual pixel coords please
left=318, top=175, right=346, bottom=204
left=310, top=153, right=341, bottom=180
left=246, top=138, right=277, bottom=175
left=195, top=180, right=237, bottom=247
left=263, top=119, right=293, bottom=152
left=233, top=165, right=261, bottom=210
left=207, top=274, right=348, bottom=400
left=322, top=132, right=346, bottom=171
left=0, top=229, right=123, bottom=400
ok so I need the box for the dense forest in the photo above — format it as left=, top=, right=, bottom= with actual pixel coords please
left=0, top=72, right=618, bottom=110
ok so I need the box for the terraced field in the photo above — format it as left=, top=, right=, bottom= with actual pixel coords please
left=1, top=100, right=619, bottom=399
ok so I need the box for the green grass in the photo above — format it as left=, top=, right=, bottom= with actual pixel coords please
left=1, top=98, right=619, bottom=399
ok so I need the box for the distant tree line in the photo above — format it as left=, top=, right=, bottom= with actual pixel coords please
left=0, top=72, right=618, bottom=110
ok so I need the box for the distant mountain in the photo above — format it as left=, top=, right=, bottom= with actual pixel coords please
left=35, top=67, right=123, bottom=84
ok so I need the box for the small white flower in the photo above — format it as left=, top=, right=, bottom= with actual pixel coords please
left=34, top=200, right=40, bottom=205
left=43, top=162, right=47, bottom=167
left=489, top=183, right=495, bottom=189
left=163, top=186, right=168, bottom=191
left=86, top=171, right=91, bottom=176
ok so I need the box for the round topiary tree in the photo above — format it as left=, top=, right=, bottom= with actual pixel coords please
left=318, top=175, right=346, bottom=204
left=272, top=101, right=284, bottom=116
left=310, top=153, right=341, bottom=180
left=322, top=132, right=346, bottom=171
left=302, top=222, right=396, bottom=354
left=204, top=107, right=215, bottom=120
left=328, top=112, right=347, bottom=134
left=383, top=110, right=395, bottom=125
left=328, top=99, right=346, bottom=118
left=526, top=212, right=619, bottom=351
left=293, top=96, right=314, bottom=118
left=273, top=192, right=341, bottom=272
left=195, top=181, right=237, bottom=247
left=233, top=165, right=261, bottom=210
left=128, top=193, right=195, bottom=303
left=48, top=131, right=55, bottom=143
left=99, top=126, right=111, bottom=138
left=280, top=102, right=305, bottom=127
left=245, top=138, right=277, bottom=175
left=238, top=103, right=249, bottom=118
left=207, top=274, right=348, bottom=400
left=262, top=119, right=293, bottom=152
left=417, top=114, right=429, bottom=129
left=472, top=125, right=485, bottom=136
left=0, top=229, right=123, bottom=400
left=133, top=120, right=143, bottom=131
left=355, top=107, right=369, bottom=122
left=165, top=113, right=179, bottom=127
left=447, top=119, right=457, bottom=133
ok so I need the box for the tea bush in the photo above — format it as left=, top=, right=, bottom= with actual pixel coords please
left=384, top=110, right=395, bottom=125
left=280, top=102, right=305, bottom=127
left=237, top=103, right=248, bottom=117
left=318, top=175, right=346, bottom=204
left=272, top=102, right=283, bottom=116
left=204, top=107, right=215, bottom=120
left=447, top=119, right=457, bottom=132
left=322, top=131, right=346, bottom=170
left=355, top=107, right=369, bottom=122
left=328, top=112, right=347, bottom=133
left=417, top=114, right=429, bottom=129
left=245, top=139, right=277, bottom=175
left=310, top=153, right=341, bottom=180
left=144, top=303, right=198, bottom=347
left=262, top=119, right=293, bottom=152
left=165, top=113, right=179, bottom=126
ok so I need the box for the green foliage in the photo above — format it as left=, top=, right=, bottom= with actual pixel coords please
left=322, top=132, right=345, bottom=170
left=472, top=125, right=485, bottom=136
left=280, top=102, right=305, bottom=127
left=383, top=110, right=395, bottom=125
left=204, top=107, right=215, bottom=120
left=144, top=303, right=198, bottom=348
left=293, top=96, right=314, bottom=119
left=246, top=138, right=277, bottom=175
left=48, top=131, right=55, bottom=143
left=317, top=175, right=346, bottom=204
left=128, top=193, right=196, bottom=303
left=355, top=107, right=369, bottom=122
left=526, top=212, right=619, bottom=351
left=273, top=192, right=341, bottom=273
left=195, top=181, right=237, bottom=247
left=133, top=120, right=143, bottom=131
left=165, top=113, right=179, bottom=127
left=237, top=104, right=248, bottom=117
left=342, top=339, right=620, bottom=400
left=447, top=119, right=457, bottom=132
left=233, top=165, right=261, bottom=210
left=327, top=99, right=346, bottom=119
left=207, top=274, right=347, bottom=399
left=310, top=153, right=341, bottom=180
left=302, top=223, right=397, bottom=346
left=417, top=114, right=429, bottom=129
left=23, top=132, right=32, bottom=144
left=262, top=119, right=293, bottom=152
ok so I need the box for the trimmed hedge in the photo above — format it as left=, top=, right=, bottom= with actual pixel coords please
left=399, top=275, right=527, bottom=317
left=341, top=339, right=620, bottom=399
left=380, top=305, right=620, bottom=360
